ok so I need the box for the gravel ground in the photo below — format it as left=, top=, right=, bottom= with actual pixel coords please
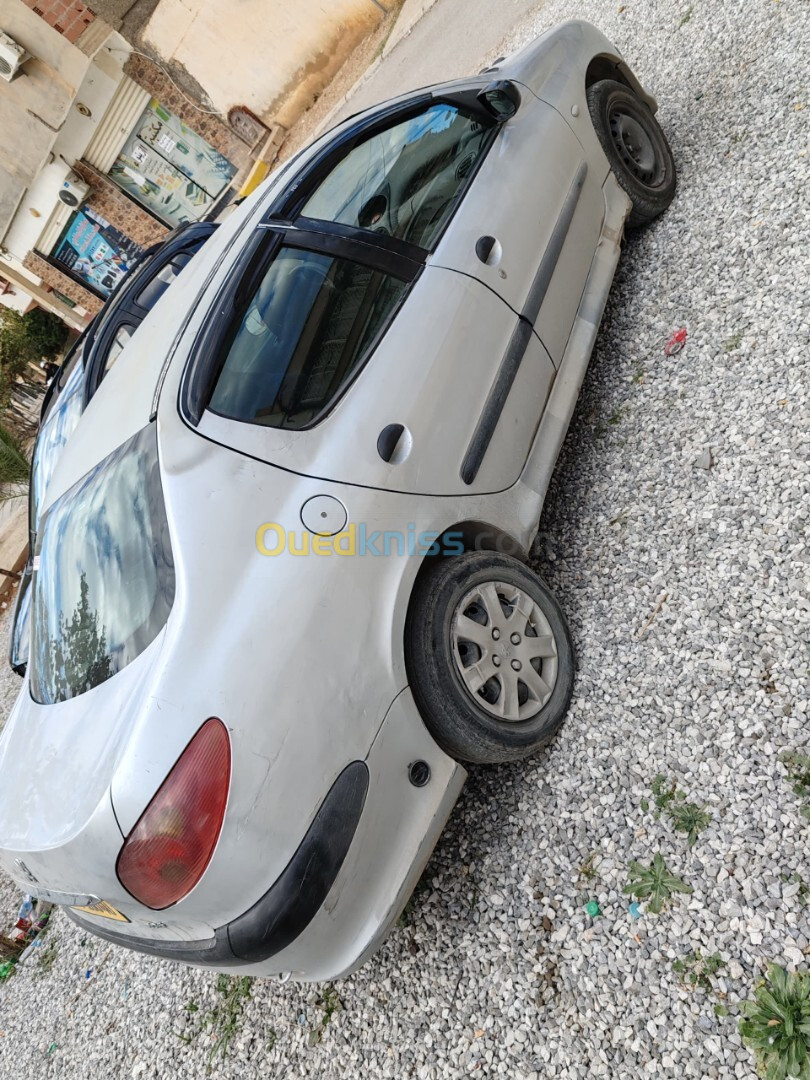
left=1, top=0, right=809, bottom=1077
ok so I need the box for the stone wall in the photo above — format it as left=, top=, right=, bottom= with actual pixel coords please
left=72, top=161, right=169, bottom=247
left=23, top=251, right=104, bottom=314
left=123, top=53, right=253, bottom=182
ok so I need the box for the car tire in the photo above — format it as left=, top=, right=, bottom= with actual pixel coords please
left=406, top=551, right=575, bottom=765
left=586, top=79, right=676, bottom=227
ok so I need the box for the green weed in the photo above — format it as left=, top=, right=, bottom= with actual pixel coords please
left=739, top=965, right=810, bottom=1079
left=623, top=853, right=693, bottom=914
left=309, top=987, right=342, bottom=1046
left=673, top=950, right=725, bottom=994
left=579, top=852, right=600, bottom=882
left=178, top=976, right=254, bottom=1067
left=723, top=330, right=744, bottom=352
left=782, top=751, right=810, bottom=821
left=649, top=774, right=711, bottom=846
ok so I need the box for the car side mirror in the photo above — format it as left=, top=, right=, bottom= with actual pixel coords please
left=477, top=80, right=522, bottom=122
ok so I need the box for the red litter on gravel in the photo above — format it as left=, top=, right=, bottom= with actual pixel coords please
left=664, top=327, right=688, bottom=356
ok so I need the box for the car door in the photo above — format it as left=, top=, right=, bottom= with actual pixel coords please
left=427, top=90, right=606, bottom=368
left=187, top=91, right=557, bottom=495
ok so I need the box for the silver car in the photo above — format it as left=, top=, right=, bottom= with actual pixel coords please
left=0, top=21, right=675, bottom=981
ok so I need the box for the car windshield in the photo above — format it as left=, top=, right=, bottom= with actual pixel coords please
left=29, top=424, right=175, bottom=704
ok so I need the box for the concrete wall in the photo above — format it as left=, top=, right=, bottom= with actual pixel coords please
left=0, top=278, right=35, bottom=312
left=139, top=0, right=385, bottom=129
left=2, top=38, right=129, bottom=260
left=0, top=0, right=91, bottom=237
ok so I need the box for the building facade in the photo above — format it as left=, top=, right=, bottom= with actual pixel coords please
left=0, top=0, right=390, bottom=327
left=0, top=0, right=269, bottom=324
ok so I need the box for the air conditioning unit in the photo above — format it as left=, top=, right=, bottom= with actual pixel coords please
left=0, top=32, right=29, bottom=83
left=59, top=176, right=90, bottom=208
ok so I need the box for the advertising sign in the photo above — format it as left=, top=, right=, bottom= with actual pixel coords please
left=109, top=99, right=236, bottom=227
left=51, top=207, right=145, bottom=298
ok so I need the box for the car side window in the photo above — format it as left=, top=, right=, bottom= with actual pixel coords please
left=209, top=245, right=407, bottom=429
left=101, top=323, right=136, bottom=380
left=136, top=251, right=193, bottom=310
left=299, top=104, right=493, bottom=251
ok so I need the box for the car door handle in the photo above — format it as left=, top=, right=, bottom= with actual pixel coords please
left=475, top=235, right=498, bottom=263
left=377, top=424, right=411, bottom=464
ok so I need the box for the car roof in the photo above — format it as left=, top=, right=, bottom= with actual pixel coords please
left=36, top=211, right=249, bottom=517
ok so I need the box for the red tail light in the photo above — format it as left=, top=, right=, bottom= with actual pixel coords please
left=117, top=718, right=231, bottom=910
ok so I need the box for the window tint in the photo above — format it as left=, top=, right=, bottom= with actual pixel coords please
left=29, top=424, right=175, bottom=704
left=136, top=252, right=192, bottom=310
left=209, top=246, right=407, bottom=429
left=300, top=104, right=493, bottom=250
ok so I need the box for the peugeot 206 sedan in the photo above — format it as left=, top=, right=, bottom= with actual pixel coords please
left=0, top=21, right=675, bottom=981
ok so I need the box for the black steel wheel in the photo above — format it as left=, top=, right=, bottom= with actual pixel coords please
left=587, top=79, right=676, bottom=227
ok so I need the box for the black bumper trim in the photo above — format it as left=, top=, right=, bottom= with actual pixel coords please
left=67, top=761, right=369, bottom=967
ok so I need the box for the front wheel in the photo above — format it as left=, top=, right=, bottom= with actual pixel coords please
left=586, top=78, right=676, bottom=227
left=405, top=551, right=575, bottom=764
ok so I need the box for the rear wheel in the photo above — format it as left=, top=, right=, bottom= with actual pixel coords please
left=406, top=551, right=575, bottom=764
left=586, top=78, right=676, bottom=227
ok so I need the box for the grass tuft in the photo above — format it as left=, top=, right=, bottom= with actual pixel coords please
left=739, top=965, right=810, bottom=1079
left=673, top=950, right=725, bottom=994
left=623, top=853, right=692, bottom=914
left=781, top=751, right=810, bottom=821
left=649, top=774, right=711, bottom=846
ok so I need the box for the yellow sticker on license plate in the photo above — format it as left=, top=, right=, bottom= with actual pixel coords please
left=71, top=900, right=130, bottom=922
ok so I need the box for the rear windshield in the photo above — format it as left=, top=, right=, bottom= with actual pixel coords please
left=29, top=424, right=175, bottom=704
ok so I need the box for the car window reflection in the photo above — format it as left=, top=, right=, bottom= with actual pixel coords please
left=9, top=565, right=32, bottom=673
left=29, top=424, right=175, bottom=704
left=30, top=356, right=86, bottom=539
left=301, top=104, right=493, bottom=251
left=210, top=246, right=406, bottom=429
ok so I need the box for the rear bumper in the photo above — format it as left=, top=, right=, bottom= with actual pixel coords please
left=68, top=689, right=466, bottom=981
left=68, top=761, right=370, bottom=967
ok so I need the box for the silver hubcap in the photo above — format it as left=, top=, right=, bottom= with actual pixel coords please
left=450, top=580, right=559, bottom=722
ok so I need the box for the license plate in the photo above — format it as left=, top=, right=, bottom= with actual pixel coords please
left=71, top=899, right=129, bottom=922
